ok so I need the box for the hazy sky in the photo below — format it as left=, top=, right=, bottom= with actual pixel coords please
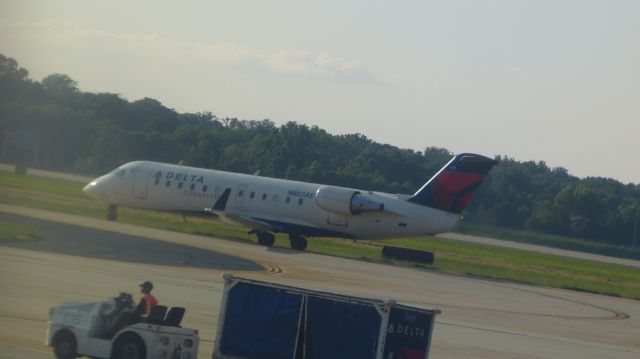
left=1, top=0, right=638, bottom=183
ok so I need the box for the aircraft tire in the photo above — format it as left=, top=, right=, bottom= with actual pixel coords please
left=107, top=204, right=118, bottom=221
left=257, top=232, right=275, bottom=247
left=289, top=235, right=307, bottom=251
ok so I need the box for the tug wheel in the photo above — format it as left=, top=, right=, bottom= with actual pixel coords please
left=53, top=331, right=77, bottom=359
left=112, top=333, right=146, bottom=359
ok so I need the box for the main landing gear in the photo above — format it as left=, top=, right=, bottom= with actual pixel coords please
left=256, top=231, right=275, bottom=247
left=289, top=234, right=308, bottom=251
left=253, top=231, right=308, bottom=251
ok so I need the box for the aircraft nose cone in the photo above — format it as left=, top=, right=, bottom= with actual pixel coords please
left=83, top=181, right=99, bottom=199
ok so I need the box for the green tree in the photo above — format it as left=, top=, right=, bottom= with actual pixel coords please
left=619, top=198, right=640, bottom=247
left=42, top=73, right=78, bottom=93
left=2, top=52, right=639, bottom=246
left=0, top=54, right=44, bottom=103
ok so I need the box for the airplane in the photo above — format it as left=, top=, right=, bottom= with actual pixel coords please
left=83, top=153, right=497, bottom=250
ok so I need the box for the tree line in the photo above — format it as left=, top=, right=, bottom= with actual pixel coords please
left=1, top=54, right=638, bottom=247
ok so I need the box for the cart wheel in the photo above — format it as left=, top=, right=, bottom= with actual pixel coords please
left=113, top=333, right=146, bottom=359
left=53, top=331, right=77, bottom=359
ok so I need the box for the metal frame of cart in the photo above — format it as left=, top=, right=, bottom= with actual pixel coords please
left=213, top=274, right=440, bottom=359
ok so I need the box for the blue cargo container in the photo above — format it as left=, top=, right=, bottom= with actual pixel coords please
left=214, top=274, right=439, bottom=359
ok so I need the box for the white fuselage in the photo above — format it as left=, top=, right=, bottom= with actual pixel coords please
left=84, top=161, right=460, bottom=240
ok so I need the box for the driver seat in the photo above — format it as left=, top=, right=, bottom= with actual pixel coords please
left=162, top=307, right=185, bottom=327
left=145, top=305, right=167, bottom=325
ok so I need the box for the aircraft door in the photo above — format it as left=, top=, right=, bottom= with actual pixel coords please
left=132, top=163, right=157, bottom=199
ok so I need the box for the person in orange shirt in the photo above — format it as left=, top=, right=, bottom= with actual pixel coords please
left=134, top=281, right=158, bottom=321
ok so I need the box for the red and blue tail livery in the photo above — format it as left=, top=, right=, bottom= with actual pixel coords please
left=408, top=153, right=497, bottom=214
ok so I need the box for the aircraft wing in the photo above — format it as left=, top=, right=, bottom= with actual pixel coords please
left=204, top=187, right=400, bottom=234
left=220, top=213, right=285, bottom=232
left=204, top=188, right=285, bottom=232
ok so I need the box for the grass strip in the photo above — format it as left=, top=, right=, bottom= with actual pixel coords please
left=378, top=236, right=640, bottom=299
left=456, top=221, right=640, bottom=260
left=0, top=218, right=41, bottom=241
left=1, top=171, right=639, bottom=299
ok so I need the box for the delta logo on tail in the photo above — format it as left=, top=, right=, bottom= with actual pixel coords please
left=408, top=153, right=497, bottom=214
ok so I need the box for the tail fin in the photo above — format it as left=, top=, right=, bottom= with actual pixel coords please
left=408, top=153, right=497, bottom=214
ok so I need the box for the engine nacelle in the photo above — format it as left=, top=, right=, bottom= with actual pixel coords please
left=315, top=186, right=384, bottom=215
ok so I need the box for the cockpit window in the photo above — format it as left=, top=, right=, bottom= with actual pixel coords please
left=111, top=168, right=127, bottom=177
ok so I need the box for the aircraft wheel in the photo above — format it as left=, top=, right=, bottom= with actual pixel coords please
left=257, top=232, right=275, bottom=247
left=289, top=235, right=307, bottom=251
left=107, top=204, right=118, bottom=221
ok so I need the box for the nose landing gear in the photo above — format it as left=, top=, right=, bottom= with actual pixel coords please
left=107, top=204, right=118, bottom=221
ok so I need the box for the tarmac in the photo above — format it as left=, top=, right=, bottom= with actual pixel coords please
left=1, top=203, right=639, bottom=358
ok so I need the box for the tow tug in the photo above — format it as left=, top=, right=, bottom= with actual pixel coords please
left=46, top=292, right=199, bottom=359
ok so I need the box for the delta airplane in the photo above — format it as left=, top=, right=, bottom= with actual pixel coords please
left=83, top=153, right=497, bottom=250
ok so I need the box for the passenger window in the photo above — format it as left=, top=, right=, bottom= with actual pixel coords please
left=238, top=190, right=244, bottom=197
left=190, top=184, right=195, bottom=190
left=298, top=198, right=304, bottom=205
left=166, top=180, right=171, bottom=187
left=154, top=179, right=159, bottom=186
left=203, top=185, right=208, bottom=192
left=286, top=197, right=291, bottom=204
left=262, top=193, right=267, bottom=200
left=250, top=192, right=255, bottom=199
left=178, top=182, right=183, bottom=189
